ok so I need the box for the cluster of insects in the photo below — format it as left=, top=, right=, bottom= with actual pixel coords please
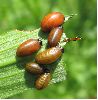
left=16, top=12, right=81, bottom=90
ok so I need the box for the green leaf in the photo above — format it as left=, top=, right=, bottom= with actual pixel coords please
left=0, top=29, right=67, bottom=98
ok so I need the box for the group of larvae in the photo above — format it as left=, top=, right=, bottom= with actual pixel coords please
left=16, top=12, right=81, bottom=90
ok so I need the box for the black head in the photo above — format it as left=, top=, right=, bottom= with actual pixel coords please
left=58, top=25, right=63, bottom=29
left=43, top=68, right=50, bottom=73
left=56, top=45, right=64, bottom=53
left=61, top=48, right=64, bottom=53
left=38, top=38, right=42, bottom=46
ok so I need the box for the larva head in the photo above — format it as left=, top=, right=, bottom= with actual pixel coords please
left=38, top=38, right=42, bottom=46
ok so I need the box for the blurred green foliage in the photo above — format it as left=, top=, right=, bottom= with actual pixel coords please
left=0, top=0, right=96, bottom=99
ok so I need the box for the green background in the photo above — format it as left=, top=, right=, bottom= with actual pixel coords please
left=0, top=0, right=97, bottom=99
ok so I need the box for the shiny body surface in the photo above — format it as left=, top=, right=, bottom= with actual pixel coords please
left=35, top=47, right=63, bottom=64
left=16, top=39, right=41, bottom=56
left=48, top=27, right=63, bottom=47
left=26, top=62, right=43, bottom=74
left=35, top=73, right=51, bottom=90
left=41, top=12, right=65, bottom=32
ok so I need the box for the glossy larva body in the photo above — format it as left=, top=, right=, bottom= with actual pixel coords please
left=48, top=26, right=63, bottom=47
left=16, top=39, right=42, bottom=57
left=26, top=62, right=43, bottom=74
left=35, top=47, right=64, bottom=64
left=35, top=72, right=51, bottom=90
left=41, top=12, right=65, bottom=32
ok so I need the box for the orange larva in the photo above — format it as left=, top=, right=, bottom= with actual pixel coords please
left=41, top=12, right=65, bottom=32
left=16, top=39, right=42, bottom=57
left=35, top=47, right=64, bottom=64
left=64, top=37, right=81, bottom=42
left=35, top=72, right=51, bottom=90
left=48, top=26, right=63, bottom=47
left=26, top=62, right=43, bottom=74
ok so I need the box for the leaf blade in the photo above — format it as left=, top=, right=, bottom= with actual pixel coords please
left=0, top=29, right=67, bottom=98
